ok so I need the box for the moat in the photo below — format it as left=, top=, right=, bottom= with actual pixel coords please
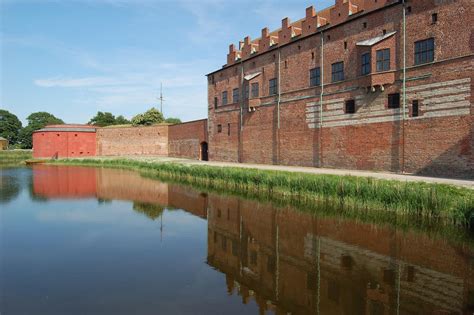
left=1, top=165, right=473, bottom=314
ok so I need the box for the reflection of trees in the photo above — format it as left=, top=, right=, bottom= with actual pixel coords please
left=133, top=202, right=165, bottom=221
left=0, top=174, right=21, bottom=203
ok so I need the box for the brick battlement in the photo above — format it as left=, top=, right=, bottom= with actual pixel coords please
left=225, top=0, right=395, bottom=66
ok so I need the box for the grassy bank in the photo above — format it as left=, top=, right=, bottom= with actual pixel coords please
left=0, top=150, right=32, bottom=167
left=50, top=158, right=474, bottom=227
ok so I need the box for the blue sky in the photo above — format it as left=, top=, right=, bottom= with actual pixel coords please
left=1, top=0, right=333, bottom=124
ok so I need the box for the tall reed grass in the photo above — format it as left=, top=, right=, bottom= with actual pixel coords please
left=0, top=150, right=32, bottom=167
left=52, top=158, right=474, bottom=227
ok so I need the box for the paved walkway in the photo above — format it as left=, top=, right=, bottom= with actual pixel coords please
left=88, top=156, right=474, bottom=189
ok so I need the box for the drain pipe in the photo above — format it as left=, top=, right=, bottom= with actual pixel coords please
left=319, top=31, right=324, bottom=168
left=401, top=0, right=407, bottom=173
left=277, top=48, right=281, bottom=129
left=239, top=60, right=244, bottom=163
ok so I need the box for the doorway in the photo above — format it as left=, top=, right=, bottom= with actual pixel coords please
left=200, top=142, right=208, bottom=161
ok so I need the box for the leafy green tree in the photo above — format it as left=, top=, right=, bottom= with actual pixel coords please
left=131, top=107, right=164, bottom=126
left=0, top=109, right=22, bottom=145
left=88, top=111, right=116, bottom=127
left=115, top=115, right=130, bottom=125
left=19, top=112, right=64, bottom=149
left=165, top=117, right=182, bottom=124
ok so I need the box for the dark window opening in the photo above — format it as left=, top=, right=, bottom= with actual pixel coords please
left=344, top=41, right=347, bottom=49
left=361, top=52, right=371, bottom=75
left=382, top=29, right=386, bottom=35
left=227, top=123, right=230, bottom=136
left=284, top=60, right=288, bottom=69
left=232, top=88, right=240, bottom=103
left=412, top=100, right=419, bottom=117
left=217, top=124, right=222, bottom=133
left=311, top=52, right=315, bottom=59
left=310, top=67, right=321, bottom=86
left=388, top=93, right=400, bottom=109
left=331, top=61, right=344, bottom=82
left=414, top=38, right=434, bottom=65
left=345, top=100, right=356, bottom=114
left=269, top=78, right=278, bottom=95
left=376, top=48, right=390, bottom=72
left=363, top=22, right=367, bottom=28
left=214, top=97, right=218, bottom=109
left=432, top=13, right=438, bottom=24
left=407, top=6, right=412, bottom=14
left=222, top=91, right=228, bottom=105
left=251, top=82, right=259, bottom=98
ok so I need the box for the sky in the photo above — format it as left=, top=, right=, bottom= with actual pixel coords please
left=1, top=0, right=333, bottom=125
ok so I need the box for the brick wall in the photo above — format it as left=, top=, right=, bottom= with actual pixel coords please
left=207, top=0, right=473, bottom=179
left=168, top=119, right=208, bottom=160
left=97, top=125, right=169, bottom=156
left=33, top=126, right=96, bottom=159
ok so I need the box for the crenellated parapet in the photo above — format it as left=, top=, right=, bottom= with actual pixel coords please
left=224, top=0, right=396, bottom=66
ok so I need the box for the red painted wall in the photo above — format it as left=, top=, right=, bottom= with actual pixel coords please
left=33, top=125, right=97, bottom=158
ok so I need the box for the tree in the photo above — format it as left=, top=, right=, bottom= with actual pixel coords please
left=165, top=117, right=182, bottom=124
left=19, top=112, right=64, bottom=149
left=88, top=111, right=116, bottom=127
left=131, top=107, right=164, bottom=126
left=115, top=115, right=130, bottom=125
left=0, top=109, right=22, bottom=145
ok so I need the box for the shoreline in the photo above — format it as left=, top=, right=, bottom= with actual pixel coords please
left=47, top=157, right=474, bottom=228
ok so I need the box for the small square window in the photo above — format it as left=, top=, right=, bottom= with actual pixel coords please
left=345, top=100, right=356, bottom=114
left=388, top=93, right=400, bottom=109
left=269, top=78, right=278, bottom=95
left=310, top=67, right=321, bottom=86
left=222, top=91, right=228, bottom=105
left=363, top=22, right=367, bottom=28
left=217, top=124, right=222, bottom=133
left=432, top=13, right=438, bottom=24
left=251, top=82, right=259, bottom=98
left=376, top=48, right=390, bottom=72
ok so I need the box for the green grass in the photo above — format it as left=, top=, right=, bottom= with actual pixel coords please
left=50, top=158, right=474, bottom=228
left=0, top=150, right=33, bottom=167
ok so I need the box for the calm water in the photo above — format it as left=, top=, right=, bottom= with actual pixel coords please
left=1, top=165, right=473, bottom=315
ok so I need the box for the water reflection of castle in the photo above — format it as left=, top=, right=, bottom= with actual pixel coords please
left=32, top=165, right=474, bottom=314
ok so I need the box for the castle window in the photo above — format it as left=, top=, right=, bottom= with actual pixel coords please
left=431, top=13, right=438, bottom=24
left=214, top=97, right=218, bottom=109
left=376, top=48, right=390, bottom=72
left=388, top=93, right=400, bottom=109
left=251, top=82, right=259, bottom=98
left=217, top=124, right=222, bottom=133
left=344, top=41, right=347, bottom=50
left=310, top=67, right=321, bottom=86
left=363, top=22, right=367, bottom=28
left=361, top=52, right=371, bottom=75
left=345, top=100, right=355, bottom=114
left=232, top=88, right=240, bottom=103
left=222, top=91, right=228, bottom=105
left=269, top=78, right=278, bottom=95
left=414, top=38, right=434, bottom=65
left=331, top=62, right=344, bottom=82
left=412, top=100, right=419, bottom=117
left=244, top=84, right=249, bottom=100
left=227, top=123, right=230, bottom=136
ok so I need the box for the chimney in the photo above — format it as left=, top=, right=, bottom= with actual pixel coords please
left=244, top=36, right=251, bottom=45
left=282, top=17, right=289, bottom=29
left=306, top=6, right=316, bottom=19
left=229, top=44, right=236, bottom=53
left=262, top=27, right=269, bottom=38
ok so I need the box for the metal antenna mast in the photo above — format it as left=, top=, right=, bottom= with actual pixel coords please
left=158, top=82, right=165, bottom=115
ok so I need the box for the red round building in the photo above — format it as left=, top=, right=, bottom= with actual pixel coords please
left=33, top=124, right=97, bottom=158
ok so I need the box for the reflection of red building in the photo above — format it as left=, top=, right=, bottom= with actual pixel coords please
left=33, top=124, right=97, bottom=158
